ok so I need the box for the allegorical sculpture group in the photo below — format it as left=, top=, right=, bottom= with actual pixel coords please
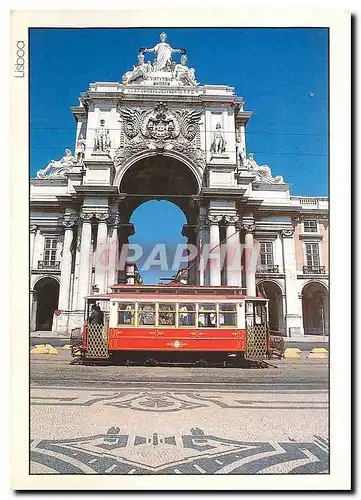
left=122, top=32, right=198, bottom=87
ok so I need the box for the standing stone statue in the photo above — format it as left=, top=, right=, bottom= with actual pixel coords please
left=210, top=123, right=226, bottom=154
left=142, top=32, right=182, bottom=72
left=94, top=119, right=111, bottom=152
left=75, top=134, right=86, bottom=163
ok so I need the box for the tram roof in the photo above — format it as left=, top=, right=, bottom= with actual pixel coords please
left=87, top=284, right=266, bottom=301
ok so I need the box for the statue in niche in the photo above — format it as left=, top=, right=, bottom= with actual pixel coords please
left=210, top=122, right=226, bottom=154
left=36, top=149, right=75, bottom=179
left=94, top=119, right=111, bottom=152
left=75, top=134, right=86, bottom=163
left=142, top=32, right=183, bottom=72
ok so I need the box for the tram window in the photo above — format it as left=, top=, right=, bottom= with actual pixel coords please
left=158, top=303, right=176, bottom=326
left=198, top=304, right=217, bottom=327
left=178, top=303, right=196, bottom=327
left=219, top=304, right=237, bottom=327
left=118, top=303, right=135, bottom=326
left=138, top=303, right=156, bottom=326
left=255, top=304, right=267, bottom=325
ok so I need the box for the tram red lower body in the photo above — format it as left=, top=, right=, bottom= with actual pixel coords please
left=106, top=327, right=247, bottom=352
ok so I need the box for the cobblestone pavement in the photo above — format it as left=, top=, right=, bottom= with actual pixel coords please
left=30, top=353, right=329, bottom=475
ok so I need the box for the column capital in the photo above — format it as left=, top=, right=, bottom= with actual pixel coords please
left=242, top=222, right=256, bottom=233
left=208, top=214, right=222, bottom=225
left=224, top=215, right=240, bottom=226
left=80, top=211, right=95, bottom=222
left=94, top=211, right=111, bottom=222
left=30, top=225, right=38, bottom=233
left=109, top=213, right=122, bottom=227
left=281, top=228, right=294, bottom=238
left=62, top=216, right=78, bottom=229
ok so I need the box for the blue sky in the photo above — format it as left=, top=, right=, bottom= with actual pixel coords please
left=30, top=27, right=328, bottom=283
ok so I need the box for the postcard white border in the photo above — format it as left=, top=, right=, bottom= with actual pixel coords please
left=10, top=8, right=351, bottom=491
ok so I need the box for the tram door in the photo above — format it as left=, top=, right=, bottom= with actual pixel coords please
left=85, top=299, right=110, bottom=359
left=245, top=300, right=269, bottom=359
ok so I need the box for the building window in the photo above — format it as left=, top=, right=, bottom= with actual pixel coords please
left=303, top=220, right=317, bottom=233
left=43, top=237, right=58, bottom=264
left=259, top=242, right=274, bottom=267
left=305, top=243, right=320, bottom=267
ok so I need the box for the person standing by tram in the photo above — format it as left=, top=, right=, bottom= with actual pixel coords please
left=88, top=304, right=104, bottom=325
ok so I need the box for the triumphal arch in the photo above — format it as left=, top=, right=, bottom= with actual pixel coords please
left=30, top=32, right=329, bottom=336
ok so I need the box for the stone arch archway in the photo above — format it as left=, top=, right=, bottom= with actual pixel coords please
left=114, top=154, right=201, bottom=285
left=257, top=280, right=285, bottom=335
left=302, top=281, right=329, bottom=336
left=32, top=277, right=60, bottom=331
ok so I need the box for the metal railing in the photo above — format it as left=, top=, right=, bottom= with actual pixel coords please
left=303, top=265, right=326, bottom=274
left=37, top=260, right=60, bottom=270
left=256, top=265, right=280, bottom=274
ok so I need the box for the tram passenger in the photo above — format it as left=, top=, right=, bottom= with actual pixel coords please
left=88, top=304, right=104, bottom=325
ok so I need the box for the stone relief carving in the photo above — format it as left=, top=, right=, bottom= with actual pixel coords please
left=115, top=102, right=205, bottom=170
left=243, top=153, right=284, bottom=184
left=36, top=149, right=75, bottom=179
left=121, top=32, right=199, bottom=87
left=94, top=120, right=111, bottom=153
left=210, top=123, right=226, bottom=154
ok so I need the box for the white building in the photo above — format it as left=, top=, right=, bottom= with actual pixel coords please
left=30, top=32, right=329, bottom=337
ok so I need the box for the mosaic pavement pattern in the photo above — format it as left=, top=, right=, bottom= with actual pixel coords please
left=31, top=390, right=328, bottom=412
left=30, top=427, right=329, bottom=474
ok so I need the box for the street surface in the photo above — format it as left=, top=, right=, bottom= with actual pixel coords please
left=30, top=351, right=329, bottom=475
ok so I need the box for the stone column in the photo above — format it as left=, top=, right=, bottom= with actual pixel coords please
left=58, top=218, right=76, bottom=311
left=281, top=229, right=304, bottom=336
left=208, top=215, right=222, bottom=286
left=30, top=225, right=37, bottom=268
left=243, top=222, right=256, bottom=296
left=107, top=214, right=120, bottom=291
left=197, top=216, right=207, bottom=286
left=225, top=215, right=241, bottom=286
left=77, top=212, right=93, bottom=310
left=94, top=211, right=110, bottom=294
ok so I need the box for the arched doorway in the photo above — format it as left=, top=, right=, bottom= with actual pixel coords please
left=117, top=154, right=200, bottom=285
left=302, top=282, right=329, bottom=336
left=258, top=281, right=285, bottom=335
left=33, top=277, right=60, bottom=331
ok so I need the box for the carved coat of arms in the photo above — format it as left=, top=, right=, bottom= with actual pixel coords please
left=116, top=102, right=205, bottom=169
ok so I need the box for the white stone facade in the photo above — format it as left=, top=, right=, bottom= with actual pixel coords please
left=30, top=33, right=329, bottom=337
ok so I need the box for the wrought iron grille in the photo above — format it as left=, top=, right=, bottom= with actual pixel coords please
left=245, top=323, right=269, bottom=359
left=38, top=260, right=60, bottom=270
left=303, top=266, right=326, bottom=274
left=256, top=265, right=279, bottom=274
left=86, top=324, right=109, bottom=359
